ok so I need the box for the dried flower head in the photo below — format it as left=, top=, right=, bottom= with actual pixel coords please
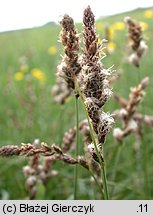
left=124, top=16, right=148, bottom=67
left=52, top=77, right=72, bottom=105
left=61, top=127, right=76, bottom=153
left=79, top=119, right=92, bottom=144
left=113, top=77, right=149, bottom=143
left=79, top=6, right=114, bottom=162
left=98, top=112, right=114, bottom=145
left=0, top=145, right=20, bottom=157
left=57, top=14, right=81, bottom=90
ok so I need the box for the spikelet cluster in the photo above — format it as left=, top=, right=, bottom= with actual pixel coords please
left=124, top=16, right=148, bottom=67
left=52, top=76, right=71, bottom=104
left=113, top=77, right=149, bottom=143
left=22, top=139, right=58, bottom=199
left=0, top=141, right=89, bottom=170
left=61, top=127, right=76, bottom=152
left=79, top=119, right=92, bottom=144
left=80, top=6, right=114, bottom=160
left=23, top=155, right=58, bottom=199
left=133, top=113, right=153, bottom=130
left=61, top=119, right=100, bottom=173
left=57, top=14, right=81, bottom=90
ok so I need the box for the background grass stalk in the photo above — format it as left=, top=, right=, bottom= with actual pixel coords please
left=74, top=94, right=79, bottom=200
left=137, top=66, right=149, bottom=198
left=88, top=167, right=104, bottom=198
left=58, top=105, right=64, bottom=146
left=101, top=156, right=109, bottom=200
left=141, top=136, right=150, bottom=198
left=110, top=143, right=124, bottom=196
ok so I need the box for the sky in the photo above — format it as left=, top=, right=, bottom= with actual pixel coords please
left=0, top=0, right=153, bottom=32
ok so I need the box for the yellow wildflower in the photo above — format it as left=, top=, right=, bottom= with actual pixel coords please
left=14, top=72, right=24, bottom=81
left=107, top=42, right=116, bottom=53
left=48, top=46, right=57, bottom=55
left=96, top=22, right=103, bottom=31
left=108, top=28, right=115, bottom=40
left=31, top=68, right=46, bottom=81
left=98, top=38, right=101, bottom=44
left=144, top=10, right=153, bottom=19
left=112, top=22, right=125, bottom=31
left=139, top=22, right=148, bottom=31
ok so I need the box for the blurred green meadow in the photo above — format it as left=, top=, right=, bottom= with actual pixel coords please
left=0, top=7, right=153, bottom=199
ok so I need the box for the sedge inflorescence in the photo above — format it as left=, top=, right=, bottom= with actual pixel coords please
left=0, top=5, right=115, bottom=199
left=124, top=16, right=148, bottom=67
left=53, top=6, right=114, bottom=162
left=79, top=6, right=114, bottom=161
left=57, top=14, right=81, bottom=90
left=52, top=14, right=81, bottom=104
left=113, top=77, right=149, bottom=143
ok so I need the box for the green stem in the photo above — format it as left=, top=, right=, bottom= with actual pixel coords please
left=112, top=144, right=123, bottom=181
left=110, top=143, right=123, bottom=196
left=74, top=79, right=109, bottom=200
left=101, top=157, right=109, bottom=199
left=74, top=95, right=79, bottom=200
left=141, top=136, right=150, bottom=199
left=88, top=167, right=104, bottom=198
left=59, top=105, right=64, bottom=146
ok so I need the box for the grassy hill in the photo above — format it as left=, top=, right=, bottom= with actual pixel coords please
left=0, top=7, right=153, bottom=199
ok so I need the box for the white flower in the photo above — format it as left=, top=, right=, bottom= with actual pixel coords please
left=103, top=78, right=109, bottom=86
left=88, top=143, right=95, bottom=150
left=33, top=139, right=40, bottom=147
left=88, top=142, right=102, bottom=152
left=113, top=128, right=124, bottom=139
left=137, top=40, right=148, bottom=57
left=119, top=108, right=128, bottom=118
left=23, top=165, right=32, bottom=177
left=98, top=112, right=114, bottom=137
left=100, top=112, right=114, bottom=127
left=103, top=88, right=112, bottom=99
left=128, top=120, right=138, bottom=132
left=26, top=176, right=37, bottom=187
left=124, top=16, right=131, bottom=24
left=128, top=53, right=139, bottom=67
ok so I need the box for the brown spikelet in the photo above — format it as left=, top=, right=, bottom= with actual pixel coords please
left=124, top=17, right=142, bottom=51
left=61, top=127, right=76, bottom=152
left=113, top=77, right=149, bottom=143
left=79, top=119, right=92, bottom=144
left=83, top=6, right=98, bottom=63
left=114, top=94, right=128, bottom=108
left=0, top=143, right=54, bottom=158
left=144, top=115, right=153, bottom=128
left=79, top=6, right=114, bottom=162
left=126, top=77, right=149, bottom=118
left=61, top=154, right=77, bottom=164
left=77, top=156, right=89, bottom=170
left=52, top=77, right=72, bottom=105
left=57, top=14, right=81, bottom=90
left=0, top=145, right=20, bottom=157
left=124, top=16, right=148, bottom=67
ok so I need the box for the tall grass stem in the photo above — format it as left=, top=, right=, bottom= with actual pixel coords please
left=110, top=143, right=123, bottom=196
left=74, top=95, right=79, bottom=200
left=75, top=79, right=110, bottom=199
left=58, top=105, right=64, bottom=146
left=88, top=167, right=104, bottom=198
